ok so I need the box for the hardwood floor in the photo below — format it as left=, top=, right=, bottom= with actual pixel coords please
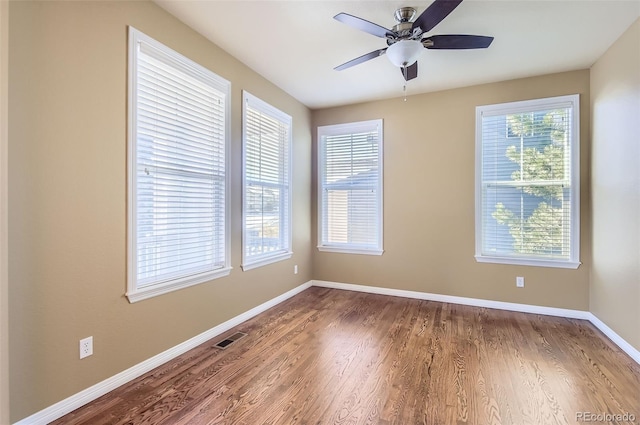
left=53, top=287, right=640, bottom=425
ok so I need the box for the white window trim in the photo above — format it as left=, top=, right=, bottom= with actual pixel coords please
left=317, top=119, right=384, bottom=256
left=126, top=27, right=231, bottom=303
left=475, top=94, right=581, bottom=269
left=241, top=91, right=293, bottom=271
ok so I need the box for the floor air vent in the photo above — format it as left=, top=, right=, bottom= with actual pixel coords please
left=214, top=332, right=247, bottom=349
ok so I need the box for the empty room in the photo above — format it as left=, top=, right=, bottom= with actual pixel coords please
left=1, top=0, right=639, bottom=424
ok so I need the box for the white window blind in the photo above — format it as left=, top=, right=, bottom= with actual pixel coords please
left=242, top=91, right=292, bottom=270
left=127, top=27, right=231, bottom=302
left=318, top=120, right=383, bottom=255
left=475, top=95, right=580, bottom=268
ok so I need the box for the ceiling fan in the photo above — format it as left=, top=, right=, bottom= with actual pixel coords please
left=334, top=0, right=494, bottom=81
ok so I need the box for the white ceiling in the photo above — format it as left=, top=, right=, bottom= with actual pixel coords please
left=155, top=0, right=640, bottom=109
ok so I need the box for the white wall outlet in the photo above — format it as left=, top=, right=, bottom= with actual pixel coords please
left=516, top=276, right=525, bottom=288
left=80, top=336, right=93, bottom=359
left=294, top=265, right=298, bottom=275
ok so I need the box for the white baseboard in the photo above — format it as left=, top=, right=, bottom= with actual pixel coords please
left=311, top=280, right=640, bottom=365
left=13, top=281, right=313, bottom=425
left=14, top=279, right=640, bottom=424
left=586, top=313, right=640, bottom=364
left=311, top=280, right=591, bottom=319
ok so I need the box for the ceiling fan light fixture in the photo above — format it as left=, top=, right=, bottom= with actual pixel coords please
left=386, top=39, right=423, bottom=68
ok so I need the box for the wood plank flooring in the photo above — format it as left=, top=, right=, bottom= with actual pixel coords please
left=53, top=287, right=640, bottom=425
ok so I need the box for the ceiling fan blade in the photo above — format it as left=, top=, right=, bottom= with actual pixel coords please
left=335, top=48, right=387, bottom=71
left=412, top=0, right=463, bottom=33
left=334, top=13, right=393, bottom=38
left=424, top=34, right=494, bottom=49
left=401, top=62, right=418, bottom=81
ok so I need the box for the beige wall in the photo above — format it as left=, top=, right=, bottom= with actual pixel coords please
left=590, top=19, right=640, bottom=351
left=1, top=0, right=9, bottom=423
left=312, top=70, right=591, bottom=311
left=7, top=1, right=312, bottom=421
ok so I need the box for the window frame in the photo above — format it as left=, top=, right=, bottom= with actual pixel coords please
left=241, top=91, right=293, bottom=271
left=475, top=94, right=580, bottom=269
left=317, top=119, right=384, bottom=256
left=127, top=27, right=231, bottom=303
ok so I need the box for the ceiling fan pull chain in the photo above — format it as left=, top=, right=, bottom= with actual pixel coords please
left=402, top=66, right=408, bottom=101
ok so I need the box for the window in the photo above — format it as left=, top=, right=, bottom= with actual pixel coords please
left=127, top=27, right=231, bottom=302
left=475, top=94, right=580, bottom=268
left=242, top=91, right=292, bottom=270
left=318, top=119, right=383, bottom=255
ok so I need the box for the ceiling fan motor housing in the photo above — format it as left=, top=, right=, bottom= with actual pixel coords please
left=390, top=8, right=424, bottom=44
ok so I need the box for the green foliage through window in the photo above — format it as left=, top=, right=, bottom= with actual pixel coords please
left=493, top=109, right=569, bottom=256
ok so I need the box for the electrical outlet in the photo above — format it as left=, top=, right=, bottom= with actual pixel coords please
left=516, top=276, right=525, bottom=288
left=294, top=265, right=298, bottom=275
left=80, top=336, right=93, bottom=359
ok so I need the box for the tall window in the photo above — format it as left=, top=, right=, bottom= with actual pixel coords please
left=127, top=27, right=231, bottom=302
left=242, top=91, right=292, bottom=270
left=318, top=120, right=383, bottom=255
left=475, top=94, right=580, bottom=268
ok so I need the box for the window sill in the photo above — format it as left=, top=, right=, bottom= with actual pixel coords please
left=317, top=246, right=384, bottom=256
left=475, top=255, right=581, bottom=269
left=126, top=267, right=232, bottom=303
left=241, top=251, right=293, bottom=271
